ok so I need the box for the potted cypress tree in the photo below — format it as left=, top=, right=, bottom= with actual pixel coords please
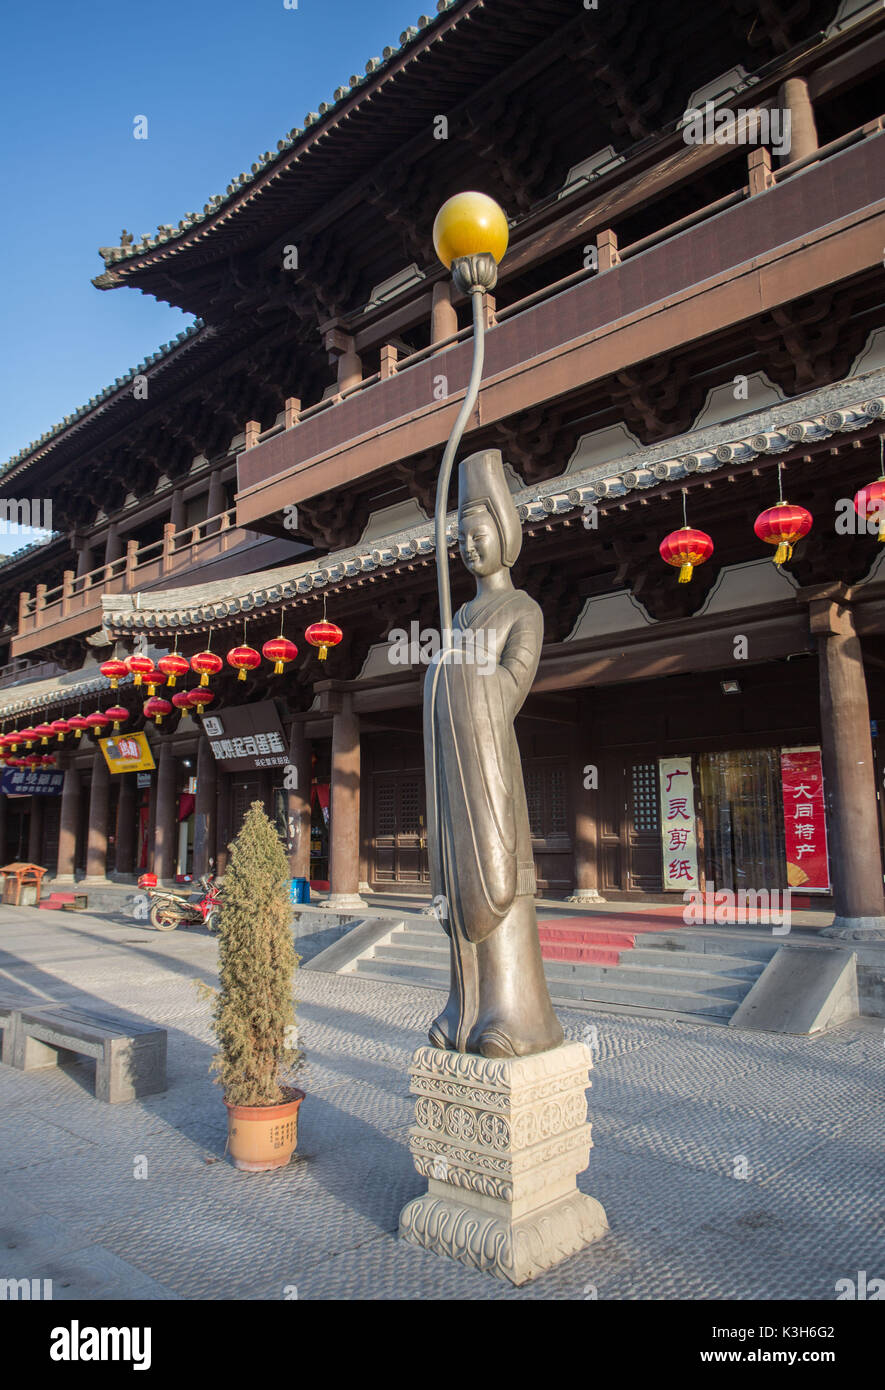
left=211, top=800, right=304, bottom=1171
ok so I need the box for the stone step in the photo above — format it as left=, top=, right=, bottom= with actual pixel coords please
left=542, top=959, right=753, bottom=1000
left=354, top=957, right=741, bottom=1020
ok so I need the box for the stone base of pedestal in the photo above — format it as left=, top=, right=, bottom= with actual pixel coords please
left=822, top=915, right=885, bottom=941
left=565, top=888, right=606, bottom=904
left=319, top=893, right=367, bottom=914
left=399, top=1041, right=608, bottom=1285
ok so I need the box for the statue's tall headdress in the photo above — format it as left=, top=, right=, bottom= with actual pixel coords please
left=458, top=448, right=522, bottom=568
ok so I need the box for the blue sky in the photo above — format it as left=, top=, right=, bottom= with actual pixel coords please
left=0, top=0, right=424, bottom=478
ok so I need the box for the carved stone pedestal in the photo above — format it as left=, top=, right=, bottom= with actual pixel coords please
left=399, top=1042, right=608, bottom=1285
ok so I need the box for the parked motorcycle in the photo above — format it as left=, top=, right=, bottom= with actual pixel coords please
left=138, top=873, right=222, bottom=932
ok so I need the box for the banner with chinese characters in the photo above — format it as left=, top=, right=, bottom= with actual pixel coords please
left=658, top=756, right=700, bottom=891
left=201, top=701, right=287, bottom=771
left=100, top=732, right=156, bottom=774
left=780, top=746, right=830, bottom=892
left=1, top=768, right=64, bottom=796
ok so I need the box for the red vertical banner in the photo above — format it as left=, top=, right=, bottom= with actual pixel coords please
left=780, top=746, right=830, bottom=892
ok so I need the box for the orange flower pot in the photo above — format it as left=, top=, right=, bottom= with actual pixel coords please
left=224, top=1088, right=305, bottom=1172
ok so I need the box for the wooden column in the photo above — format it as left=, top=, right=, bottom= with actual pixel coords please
left=567, top=712, right=605, bottom=904
left=83, top=748, right=111, bottom=882
left=170, top=488, right=185, bottom=535
left=812, top=600, right=885, bottom=938
left=778, top=76, right=818, bottom=165
left=56, top=763, right=81, bottom=882
left=327, top=694, right=365, bottom=910
left=206, top=469, right=225, bottom=534
left=153, top=741, right=178, bottom=882
left=115, top=773, right=137, bottom=877
left=27, top=796, right=45, bottom=865
left=286, top=720, right=312, bottom=881
left=76, top=542, right=93, bottom=579
left=193, top=734, right=217, bottom=879
left=215, top=768, right=232, bottom=875
left=431, top=281, right=458, bottom=343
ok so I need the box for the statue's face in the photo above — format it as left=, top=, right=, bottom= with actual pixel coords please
left=459, top=505, right=502, bottom=577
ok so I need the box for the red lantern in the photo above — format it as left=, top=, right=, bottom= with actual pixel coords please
left=659, top=527, right=714, bottom=584
left=187, top=688, right=215, bottom=715
left=40, top=754, right=56, bottom=766
left=854, top=479, right=885, bottom=542
left=157, top=653, right=190, bottom=688
left=227, top=644, right=261, bottom=681
left=106, top=705, right=129, bottom=733
left=20, top=726, right=38, bottom=748
left=262, top=637, right=298, bottom=675
left=34, top=722, right=55, bottom=746
left=172, top=690, right=194, bottom=720
left=67, top=715, right=89, bottom=741
left=143, top=696, right=172, bottom=726
left=126, top=654, right=156, bottom=690
left=100, top=659, right=128, bottom=689
left=754, top=502, right=812, bottom=565
left=190, top=650, right=223, bottom=687
left=85, top=711, right=110, bottom=734
left=50, top=719, right=70, bottom=742
left=305, top=621, right=343, bottom=661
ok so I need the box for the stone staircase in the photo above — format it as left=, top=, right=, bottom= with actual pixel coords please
left=350, top=916, right=780, bottom=1023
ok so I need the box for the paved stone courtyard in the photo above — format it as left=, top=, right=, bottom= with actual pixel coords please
left=0, top=903, right=882, bottom=1301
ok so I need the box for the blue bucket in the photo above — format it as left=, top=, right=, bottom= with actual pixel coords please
left=290, top=878, right=311, bottom=905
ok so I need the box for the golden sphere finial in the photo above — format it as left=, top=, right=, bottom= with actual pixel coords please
left=432, top=191, right=509, bottom=270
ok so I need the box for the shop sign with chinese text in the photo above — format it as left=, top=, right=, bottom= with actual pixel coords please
left=780, top=746, right=830, bottom=892
left=100, top=732, right=156, bottom=774
left=658, top=756, right=699, bottom=891
left=201, top=702, right=287, bottom=770
left=1, top=768, right=64, bottom=796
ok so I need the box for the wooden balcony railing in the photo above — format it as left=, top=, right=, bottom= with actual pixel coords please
left=14, top=507, right=256, bottom=652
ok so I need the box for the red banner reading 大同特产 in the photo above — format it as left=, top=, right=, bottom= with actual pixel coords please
left=780, top=746, right=830, bottom=893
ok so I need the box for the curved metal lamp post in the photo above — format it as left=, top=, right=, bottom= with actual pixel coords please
left=430, top=192, right=509, bottom=635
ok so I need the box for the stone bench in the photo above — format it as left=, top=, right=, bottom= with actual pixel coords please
left=4, top=1004, right=167, bottom=1103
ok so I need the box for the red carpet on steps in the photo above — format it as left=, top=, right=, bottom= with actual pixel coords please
left=537, top=906, right=688, bottom=966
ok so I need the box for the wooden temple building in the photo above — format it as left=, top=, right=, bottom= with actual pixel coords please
left=2, top=0, right=885, bottom=936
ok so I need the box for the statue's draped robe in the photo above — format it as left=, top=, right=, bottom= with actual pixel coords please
left=424, top=587, right=541, bottom=957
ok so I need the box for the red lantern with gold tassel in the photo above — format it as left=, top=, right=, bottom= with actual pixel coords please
left=187, top=688, right=216, bottom=716
left=100, top=659, right=128, bottom=689
left=262, top=635, right=298, bottom=676
left=106, top=705, right=129, bottom=734
left=227, top=620, right=261, bottom=681
left=659, top=528, right=714, bottom=584
left=126, top=654, right=156, bottom=691
left=754, top=503, right=812, bottom=564
left=854, top=439, right=885, bottom=541
left=172, top=691, right=194, bottom=721
left=143, top=696, right=172, bottom=726
left=305, top=620, right=343, bottom=661
left=50, top=719, right=70, bottom=742
left=190, top=648, right=222, bottom=687
left=34, top=722, right=55, bottom=746
left=85, top=711, right=110, bottom=735
left=157, top=651, right=189, bottom=688
left=67, top=715, right=88, bottom=741
left=754, top=464, right=812, bottom=565
left=659, top=490, right=713, bottom=585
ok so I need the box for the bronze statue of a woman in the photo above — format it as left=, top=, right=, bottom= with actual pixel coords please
left=423, top=447, right=564, bottom=1059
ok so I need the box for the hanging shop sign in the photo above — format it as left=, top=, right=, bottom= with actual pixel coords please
left=780, top=746, right=830, bottom=892
left=201, top=702, right=287, bottom=771
left=137, top=772, right=152, bottom=789
left=1, top=768, right=64, bottom=796
left=658, top=756, right=700, bottom=891
left=100, top=732, right=157, bottom=775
